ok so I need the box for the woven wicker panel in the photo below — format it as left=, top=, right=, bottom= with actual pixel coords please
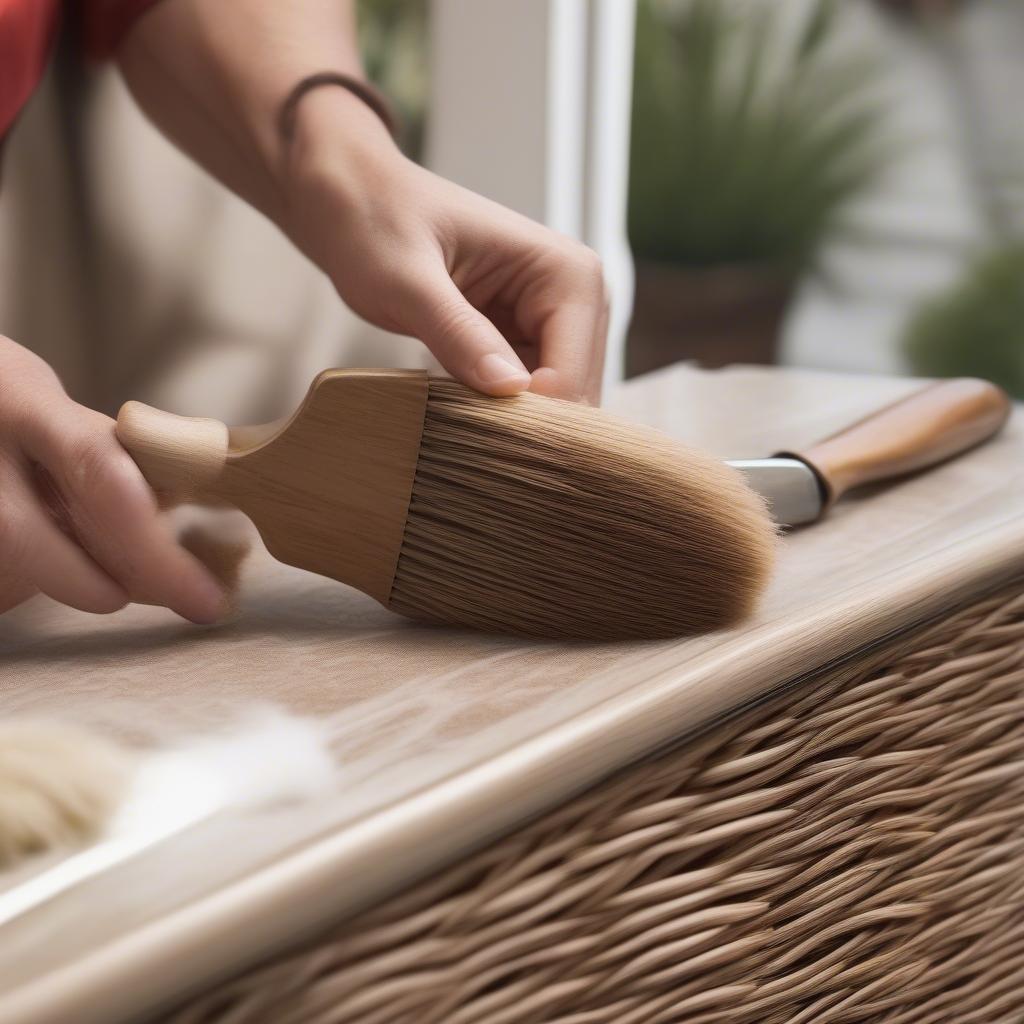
left=169, top=584, right=1024, bottom=1024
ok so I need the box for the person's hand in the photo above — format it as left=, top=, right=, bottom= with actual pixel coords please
left=282, top=89, right=609, bottom=404
left=0, top=337, right=228, bottom=619
left=117, top=2, right=608, bottom=401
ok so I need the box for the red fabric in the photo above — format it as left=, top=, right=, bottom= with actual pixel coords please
left=0, top=0, right=159, bottom=139
left=0, top=0, right=60, bottom=138
left=80, top=0, right=162, bottom=59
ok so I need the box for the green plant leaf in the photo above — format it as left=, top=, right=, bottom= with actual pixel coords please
left=795, top=0, right=839, bottom=65
left=903, top=244, right=1024, bottom=398
left=628, top=0, right=890, bottom=273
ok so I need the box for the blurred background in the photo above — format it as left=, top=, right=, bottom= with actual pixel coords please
left=626, top=0, right=1024, bottom=393
left=0, top=0, right=1022, bottom=425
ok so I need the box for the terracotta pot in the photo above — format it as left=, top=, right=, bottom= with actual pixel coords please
left=626, top=261, right=796, bottom=378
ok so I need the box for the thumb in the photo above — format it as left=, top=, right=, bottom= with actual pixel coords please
left=403, top=273, right=530, bottom=396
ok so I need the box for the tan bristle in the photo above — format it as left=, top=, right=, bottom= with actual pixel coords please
left=0, top=720, right=134, bottom=867
left=389, top=380, right=778, bottom=641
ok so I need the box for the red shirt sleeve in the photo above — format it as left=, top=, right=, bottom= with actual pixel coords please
left=0, top=0, right=60, bottom=137
left=0, top=0, right=161, bottom=140
left=78, top=0, right=163, bottom=59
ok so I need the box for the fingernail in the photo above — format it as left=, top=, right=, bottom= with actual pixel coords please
left=475, top=353, right=530, bottom=387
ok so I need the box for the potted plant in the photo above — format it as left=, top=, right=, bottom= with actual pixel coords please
left=903, top=243, right=1024, bottom=399
left=627, top=0, right=887, bottom=375
left=890, top=0, right=1024, bottom=396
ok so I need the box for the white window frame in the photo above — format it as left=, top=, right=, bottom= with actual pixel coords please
left=427, top=0, right=637, bottom=392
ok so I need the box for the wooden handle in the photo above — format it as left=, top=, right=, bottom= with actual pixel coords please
left=116, top=402, right=230, bottom=503
left=117, top=370, right=430, bottom=605
left=793, top=378, right=1011, bottom=506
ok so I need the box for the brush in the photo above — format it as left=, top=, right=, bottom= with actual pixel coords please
left=730, top=377, right=1011, bottom=526
left=0, top=707, right=334, bottom=924
left=116, top=370, right=776, bottom=641
left=0, top=720, right=135, bottom=869
left=115, top=372, right=1009, bottom=642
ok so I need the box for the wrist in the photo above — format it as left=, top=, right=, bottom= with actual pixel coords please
left=280, top=85, right=407, bottom=255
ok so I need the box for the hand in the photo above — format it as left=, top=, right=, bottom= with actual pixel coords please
left=117, top=2, right=608, bottom=401
left=283, top=89, right=609, bottom=403
left=0, top=337, right=228, bottom=620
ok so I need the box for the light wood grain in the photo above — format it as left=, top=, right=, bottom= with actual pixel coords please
left=791, top=377, right=1011, bottom=506
left=2, top=365, right=1023, bottom=1024
left=118, top=368, right=429, bottom=605
left=113, top=405, right=230, bottom=504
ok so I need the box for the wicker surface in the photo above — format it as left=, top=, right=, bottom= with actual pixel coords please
left=170, top=584, right=1024, bottom=1024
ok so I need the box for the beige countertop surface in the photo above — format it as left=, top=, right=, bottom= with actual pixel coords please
left=3, top=364, right=1024, bottom=1023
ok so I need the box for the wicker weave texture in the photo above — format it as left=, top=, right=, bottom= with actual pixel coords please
left=171, top=587, right=1024, bottom=1024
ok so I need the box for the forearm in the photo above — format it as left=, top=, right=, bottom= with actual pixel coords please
left=116, top=0, right=372, bottom=226
left=115, top=0, right=607, bottom=402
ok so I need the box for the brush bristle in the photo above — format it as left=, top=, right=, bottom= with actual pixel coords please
left=389, top=380, right=777, bottom=641
left=0, top=720, right=134, bottom=867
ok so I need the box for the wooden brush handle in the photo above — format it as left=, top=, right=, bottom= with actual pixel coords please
left=117, top=369, right=430, bottom=605
left=116, top=402, right=230, bottom=504
left=793, top=378, right=1011, bottom=506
